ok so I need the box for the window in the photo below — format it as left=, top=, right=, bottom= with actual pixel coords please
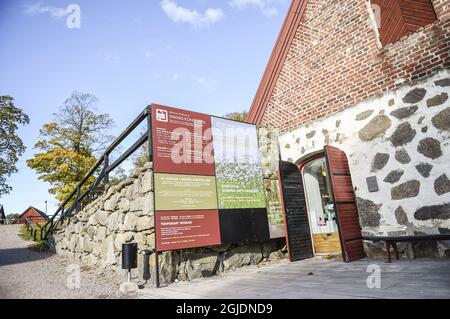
left=371, top=0, right=438, bottom=46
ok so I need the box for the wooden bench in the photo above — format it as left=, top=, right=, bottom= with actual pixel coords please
left=363, top=234, right=450, bottom=263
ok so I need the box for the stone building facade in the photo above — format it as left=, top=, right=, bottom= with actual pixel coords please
left=247, top=0, right=450, bottom=257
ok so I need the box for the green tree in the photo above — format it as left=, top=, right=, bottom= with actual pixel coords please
left=224, top=110, right=248, bottom=122
left=6, top=213, right=20, bottom=224
left=133, top=144, right=149, bottom=168
left=109, top=166, right=127, bottom=186
left=27, top=91, right=114, bottom=203
left=0, top=95, right=30, bottom=197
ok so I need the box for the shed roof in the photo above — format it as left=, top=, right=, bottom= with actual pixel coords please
left=18, top=206, right=49, bottom=220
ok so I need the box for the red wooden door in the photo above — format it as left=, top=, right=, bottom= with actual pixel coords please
left=324, top=146, right=366, bottom=262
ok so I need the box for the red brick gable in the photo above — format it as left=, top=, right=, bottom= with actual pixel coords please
left=247, top=0, right=450, bottom=131
left=246, top=0, right=308, bottom=125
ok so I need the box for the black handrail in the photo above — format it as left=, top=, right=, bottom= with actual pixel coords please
left=41, top=106, right=152, bottom=240
left=25, top=217, right=45, bottom=241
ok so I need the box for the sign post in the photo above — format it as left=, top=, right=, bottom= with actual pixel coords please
left=146, top=108, right=160, bottom=288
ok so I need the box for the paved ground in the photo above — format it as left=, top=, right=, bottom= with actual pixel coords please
left=139, top=256, right=450, bottom=299
left=0, top=224, right=126, bottom=299
left=2, top=224, right=450, bottom=299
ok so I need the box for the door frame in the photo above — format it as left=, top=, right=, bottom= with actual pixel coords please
left=298, top=151, right=345, bottom=257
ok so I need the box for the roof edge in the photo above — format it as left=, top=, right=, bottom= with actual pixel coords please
left=18, top=206, right=49, bottom=220
left=246, top=0, right=308, bottom=125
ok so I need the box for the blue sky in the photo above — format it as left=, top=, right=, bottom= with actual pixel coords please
left=0, top=0, right=290, bottom=215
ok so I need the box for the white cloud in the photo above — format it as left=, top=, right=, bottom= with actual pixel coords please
left=172, top=73, right=180, bottom=80
left=192, top=75, right=216, bottom=91
left=132, top=17, right=143, bottom=25
left=262, top=7, right=278, bottom=17
left=144, top=51, right=153, bottom=59
left=105, top=53, right=121, bottom=62
left=24, top=2, right=69, bottom=19
left=160, top=0, right=224, bottom=27
left=229, top=0, right=282, bottom=17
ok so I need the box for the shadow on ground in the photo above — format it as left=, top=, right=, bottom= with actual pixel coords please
left=0, top=248, right=54, bottom=267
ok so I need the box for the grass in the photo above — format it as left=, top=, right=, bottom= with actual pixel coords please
left=19, top=224, right=50, bottom=252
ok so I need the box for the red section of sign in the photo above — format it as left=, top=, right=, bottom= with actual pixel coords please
left=156, top=210, right=221, bottom=251
left=151, top=104, right=215, bottom=175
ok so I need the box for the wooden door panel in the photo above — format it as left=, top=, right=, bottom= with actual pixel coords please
left=279, top=161, right=314, bottom=261
left=325, top=146, right=366, bottom=262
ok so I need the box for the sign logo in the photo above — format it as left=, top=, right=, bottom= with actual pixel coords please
left=156, top=109, right=168, bottom=122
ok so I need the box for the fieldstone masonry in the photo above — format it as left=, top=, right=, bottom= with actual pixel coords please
left=249, top=0, right=450, bottom=259
left=53, top=163, right=286, bottom=285
left=279, top=71, right=450, bottom=258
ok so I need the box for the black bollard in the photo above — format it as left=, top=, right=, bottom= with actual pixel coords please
left=122, top=243, right=138, bottom=282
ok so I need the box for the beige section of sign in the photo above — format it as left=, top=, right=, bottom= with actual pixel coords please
left=155, top=173, right=218, bottom=211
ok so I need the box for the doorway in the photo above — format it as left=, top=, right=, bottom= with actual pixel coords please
left=279, top=146, right=366, bottom=263
left=301, top=156, right=341, bottom=255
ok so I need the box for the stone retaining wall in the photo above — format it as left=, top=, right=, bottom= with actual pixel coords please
left=53, top=162, right=286, bottom=286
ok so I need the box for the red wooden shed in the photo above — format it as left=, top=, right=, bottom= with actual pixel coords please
left=17, top=206, right=49, bottom=224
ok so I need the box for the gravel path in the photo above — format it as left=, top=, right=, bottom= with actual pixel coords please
left=0, top=224, right=128, bottom=299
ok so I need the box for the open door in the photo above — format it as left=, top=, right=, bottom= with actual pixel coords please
left=279, top=161, right=314, bottom=261
left=324, top=146, right=366, bottom=262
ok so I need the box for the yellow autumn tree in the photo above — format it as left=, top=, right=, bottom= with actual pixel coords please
left=27, top=92, right=114, bottom=203
left=224, top=111, right=248, bottom=122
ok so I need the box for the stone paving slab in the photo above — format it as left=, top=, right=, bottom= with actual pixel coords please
left=138, top=257, right=450, bottom=299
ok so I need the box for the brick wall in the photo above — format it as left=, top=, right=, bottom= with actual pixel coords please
left=260, top=0, right=450, bottom=132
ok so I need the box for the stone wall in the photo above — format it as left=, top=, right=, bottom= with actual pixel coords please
left=278, top=70, right=450, bottom=257
left=53, top=162, right=286, bottom=286
left=53, top=163, right=154, bottom=280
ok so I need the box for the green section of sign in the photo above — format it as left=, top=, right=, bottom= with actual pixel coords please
left=155, top=174, right=218, bottom=211
left=215, top=162, right=267, bottom=209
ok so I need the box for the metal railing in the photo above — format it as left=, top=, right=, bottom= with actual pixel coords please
left=25, top=217, right=47, bottom=241
left=41, top=106, right=153, bottom=240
